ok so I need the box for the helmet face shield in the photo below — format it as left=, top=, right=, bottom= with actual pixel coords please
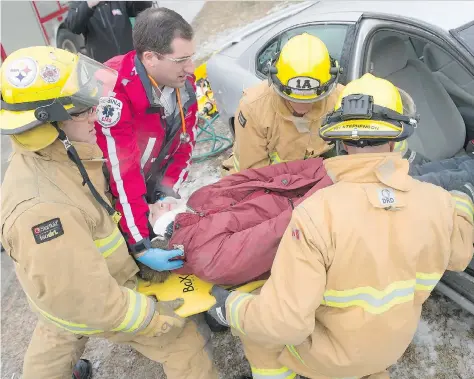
left=61, top=53, right=118, bottom=110
left=35, top=53, right=118, bottom=122
left=319, top=82, right=418, bottom=147
left=399, top=88, right=417, bottom=119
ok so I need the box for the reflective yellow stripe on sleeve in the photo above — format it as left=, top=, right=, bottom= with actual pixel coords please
left=415, top=272, right=442, bottom=291
left=112, top=288, right=155, bottom=333
left=269, top=151, right=281, bottom=164
left=234, top=151, right=287, bottom=171
left=27, top=288, right=154, bottom=335
left=450, top=191, right=474, bottom=223
left=26, top=294, right=104, bottom=335
left=233, top=154, right=241, bottom=172
left=322, top=280, right=415, bottom=314
left=94, top=227, right=125, bottom=258
left=227, top=292, right=254, bottom=334
left=286, top=345, right=306, bottom=366
left=269, top=151, right=289, bottom=165
left=393, top=140, right=408, bottom=154
left=322, top=272, right=442, bottom=314
left=286, top=346, right=358, bottom=378
left=251, top=366, right=296, bottom=379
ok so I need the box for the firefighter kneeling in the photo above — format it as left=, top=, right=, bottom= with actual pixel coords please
left=0, top=46, right=217, bottom=379
left=207, top=73, right=474, bottom=379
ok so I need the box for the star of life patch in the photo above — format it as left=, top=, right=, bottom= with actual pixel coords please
left=238, top=111, right=247, bottom=128
left=97, top=96, right=123, bottom=128
left=378, top=188, right=396, bottom=207
left=32, top=218, right=64, bottom=244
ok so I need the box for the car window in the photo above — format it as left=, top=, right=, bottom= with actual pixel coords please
left=256, top=24, right=349, bottom=76
left=409, top=37, right=427, bottom=60
left=453, top=21, right=474, bottom=55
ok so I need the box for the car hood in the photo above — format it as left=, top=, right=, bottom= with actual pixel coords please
left=214, top=1, right=317, bottom=59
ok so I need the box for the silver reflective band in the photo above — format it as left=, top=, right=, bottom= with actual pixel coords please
left=323, top=287, right=415, bottom=308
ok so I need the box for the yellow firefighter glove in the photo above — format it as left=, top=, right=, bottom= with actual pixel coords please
left=138, top=298, right=185, bottom=337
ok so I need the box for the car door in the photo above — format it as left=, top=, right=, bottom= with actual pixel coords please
left=348, top=14, right=474, bottom=161
left=347, top=14, right=474, bottom=81
left=348, top=14, right=474, bottom=314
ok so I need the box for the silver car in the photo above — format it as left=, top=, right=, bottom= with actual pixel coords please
left=207, top=0, right=474, bottom=315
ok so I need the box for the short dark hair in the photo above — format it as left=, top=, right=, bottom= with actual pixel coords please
left=133, top=8, right=194, bottom=57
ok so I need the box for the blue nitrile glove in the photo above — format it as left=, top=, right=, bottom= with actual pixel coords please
left=136, top=248, right=184, bottom=271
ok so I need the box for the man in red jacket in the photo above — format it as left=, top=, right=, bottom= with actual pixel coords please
left=95, top=7, right=198, bottom=270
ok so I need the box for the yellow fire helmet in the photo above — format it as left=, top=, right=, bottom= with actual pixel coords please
left=0, top=46, right=118, bottom=151
left=267, top=33, right=343, bottom=103
left=319, top=73, right=418, bottom=147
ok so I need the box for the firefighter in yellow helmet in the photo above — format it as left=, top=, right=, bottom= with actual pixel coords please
left=0, top=46, right=217, bottom=379
left=208, top=74, right=474, bottom=378
left=222, top=33, right=345, bottom=175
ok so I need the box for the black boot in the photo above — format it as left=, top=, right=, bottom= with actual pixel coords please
left=72, top=359, right=92, bottom=379
left=204, top=311, right=229, bottom=333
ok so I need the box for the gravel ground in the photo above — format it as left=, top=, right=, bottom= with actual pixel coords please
left=2, top=1, right=474, bottom=379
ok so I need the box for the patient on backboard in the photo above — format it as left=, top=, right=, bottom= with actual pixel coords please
left=136, top=146, right=474, bottom=288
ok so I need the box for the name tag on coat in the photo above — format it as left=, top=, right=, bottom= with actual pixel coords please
left=364, top=185, right=406, bottom=210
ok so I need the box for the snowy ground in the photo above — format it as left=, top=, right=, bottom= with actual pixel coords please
left=1, top=1, right=474, bottom=379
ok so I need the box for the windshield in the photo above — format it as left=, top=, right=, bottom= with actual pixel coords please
left=452, top=21, right=474, bottom=56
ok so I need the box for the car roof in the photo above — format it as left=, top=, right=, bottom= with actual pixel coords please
left=311, top=0, right=474, bottom=31
left=214, top=1, right=473, bottom=59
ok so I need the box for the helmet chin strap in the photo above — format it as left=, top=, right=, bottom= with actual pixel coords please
left=286, top=101, right=308, bottom=117
left=291, top=110, right=306, bottom=117
left=51, top=122, right=122, bottom=224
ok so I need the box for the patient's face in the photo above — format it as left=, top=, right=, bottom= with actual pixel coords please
left=148, top=198, right=181, bottom=226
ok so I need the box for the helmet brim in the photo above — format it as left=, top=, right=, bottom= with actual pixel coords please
left=319, top=85, right=418, bottom=145
left=0, top=104, right=75, bottom=135
left=10, top=123, right=59, bottom=152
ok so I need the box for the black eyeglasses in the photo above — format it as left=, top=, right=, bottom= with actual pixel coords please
left=70, top=107, right=95, bottom=120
